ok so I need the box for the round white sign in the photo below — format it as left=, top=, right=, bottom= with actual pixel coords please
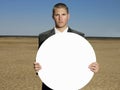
left=36, top=32, right=96, bottom=90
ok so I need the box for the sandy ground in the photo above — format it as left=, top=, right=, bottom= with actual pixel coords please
left=0, top=37, right=120, bottom=90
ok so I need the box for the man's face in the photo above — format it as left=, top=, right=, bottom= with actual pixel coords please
left=53, top=8, right=69, bottom=28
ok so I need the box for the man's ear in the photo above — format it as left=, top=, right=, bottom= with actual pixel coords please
left=52, top=14, right=54, bottom=19
left=68, top=13, right=70, bottom=20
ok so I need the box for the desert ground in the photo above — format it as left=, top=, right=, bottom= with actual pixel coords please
left=0, top=37, right=120, bottom=90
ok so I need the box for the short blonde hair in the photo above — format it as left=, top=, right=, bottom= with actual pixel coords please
left=52, top=3, right=69, bottom=15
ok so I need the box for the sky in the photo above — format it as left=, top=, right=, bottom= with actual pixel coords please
left=0, top=0, right=120, bottom=37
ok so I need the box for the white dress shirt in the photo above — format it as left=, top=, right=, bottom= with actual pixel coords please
left=54, top=27, right=68, bottom=34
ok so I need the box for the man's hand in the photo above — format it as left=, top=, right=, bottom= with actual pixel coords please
left=89, top=62, right=99, bottom=73
left=33, top=62, right=41, bottom=72
left=33, top=62, right=99, bottom=73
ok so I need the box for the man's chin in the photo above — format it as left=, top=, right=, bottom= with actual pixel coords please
left=56, top=25, right=66, bottom=28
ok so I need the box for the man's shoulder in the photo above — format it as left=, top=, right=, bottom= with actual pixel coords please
left=39, top=29, right=53, bottom=35
left=69, top=28, right=85, bottom=37
left=38, top=29, right=54, bottom=37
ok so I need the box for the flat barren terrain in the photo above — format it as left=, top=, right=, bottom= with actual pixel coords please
left=0, top=37, right=120, bottom=90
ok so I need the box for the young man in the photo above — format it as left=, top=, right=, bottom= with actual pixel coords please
left=34, top=3, right=99, bottom=90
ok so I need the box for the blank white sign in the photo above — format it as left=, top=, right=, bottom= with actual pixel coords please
left=36, top=32, right=96, bottom=90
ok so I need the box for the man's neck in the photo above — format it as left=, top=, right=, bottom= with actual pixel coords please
left=56, top=26, right=68, bottom=32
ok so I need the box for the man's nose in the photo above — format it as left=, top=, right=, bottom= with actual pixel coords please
left=59, top=15, right=62, bottom=20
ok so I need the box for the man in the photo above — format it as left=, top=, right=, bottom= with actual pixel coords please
left=34, top=3, right=99, bottom=90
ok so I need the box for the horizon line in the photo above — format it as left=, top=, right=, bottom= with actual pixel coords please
left=0, top=35, right=120, bottom=39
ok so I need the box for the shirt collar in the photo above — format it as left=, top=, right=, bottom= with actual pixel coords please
left=54, top=27, right=68, bottom=34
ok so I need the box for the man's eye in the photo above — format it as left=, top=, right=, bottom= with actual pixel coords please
left=62, top=14, right=66, bottom=16
left=55, top=14, right=59, bottom=16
